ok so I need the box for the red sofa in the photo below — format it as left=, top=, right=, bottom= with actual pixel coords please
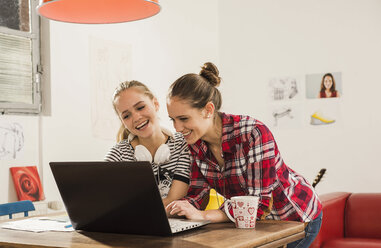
left=310, top=192, right=381, bottom=248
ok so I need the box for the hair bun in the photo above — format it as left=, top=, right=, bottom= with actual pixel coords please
left=199, top=62, right=221, bottom=87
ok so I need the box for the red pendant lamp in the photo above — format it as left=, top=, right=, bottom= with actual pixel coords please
left=37, top=0, right=160, bottom=24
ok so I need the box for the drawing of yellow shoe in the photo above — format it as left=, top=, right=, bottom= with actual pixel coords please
left=310, top=111, right=335, bottom=125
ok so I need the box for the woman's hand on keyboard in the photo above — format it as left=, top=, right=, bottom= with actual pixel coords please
left=166, top=200, right=205, bottom=220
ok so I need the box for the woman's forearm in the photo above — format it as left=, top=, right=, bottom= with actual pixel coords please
left=163, top=179, right=189, bottom=207
left=202, top=209, right=230, bottom=223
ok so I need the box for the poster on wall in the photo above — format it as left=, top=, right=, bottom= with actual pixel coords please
left=305, top=99, right=341, bottom=127
left=306, top=72, right=342, bottom=99
left=0, top=121, right=24, bottom=159
left=270, top=104, right=302, bottom=128
left=267, top=72, right=343, bottom=128
left=267, top=76, right=303, bottom=128
left=89, top=37, right=133, bottom=140
left=305, top=72, right=342, bottom=127
left=10, top=166, right=45, bottom=202
left=268, top=76, right=301, bottom=101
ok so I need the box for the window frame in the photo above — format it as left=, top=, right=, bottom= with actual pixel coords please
left=0, top=0, right=41, bottom=115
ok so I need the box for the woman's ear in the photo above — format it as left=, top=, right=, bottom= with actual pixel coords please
left=204, top=102, right=215, bottom=118
left=153, top=97, right=160, bottom=112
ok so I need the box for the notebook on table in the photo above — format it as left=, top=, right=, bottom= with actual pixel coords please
left=49, top=161, right=210, bottom=236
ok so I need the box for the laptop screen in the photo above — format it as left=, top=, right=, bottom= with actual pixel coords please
left=50, top=161, right=173, bottom=235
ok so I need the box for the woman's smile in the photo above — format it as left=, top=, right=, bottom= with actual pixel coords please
left=135, top=120, right=149, bottom=130
left=182, top=130, right=192, bottom=138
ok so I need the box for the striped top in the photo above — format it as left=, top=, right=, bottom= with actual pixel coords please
left=185, top=112, right=322, bottom=222
left=105, top=131, right=191, bottom=198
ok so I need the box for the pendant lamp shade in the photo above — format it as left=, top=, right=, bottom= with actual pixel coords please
left=37, top=0, right=160, bottom=24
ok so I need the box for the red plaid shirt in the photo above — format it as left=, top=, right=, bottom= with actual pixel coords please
left=184, top=113, right=322, bottom=222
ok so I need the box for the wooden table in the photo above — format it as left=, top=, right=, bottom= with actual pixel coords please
left=0, top=213, right=305, bottom=248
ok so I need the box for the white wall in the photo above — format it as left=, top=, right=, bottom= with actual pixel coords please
left=218, top=0, right=381, bottom=194
left=1, top=0, right=380, bottom=203
left=0, top=115, right=40, bottom=203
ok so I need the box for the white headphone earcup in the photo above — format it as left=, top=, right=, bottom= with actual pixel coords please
left=154, top=144, right=171, bottom=164
left=134, top=145, right=153, bottom=162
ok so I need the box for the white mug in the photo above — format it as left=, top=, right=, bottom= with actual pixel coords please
left=224, top=195, right=259, bottom=229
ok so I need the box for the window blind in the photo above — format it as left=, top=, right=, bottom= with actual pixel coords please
left=0, top=32, right=33, bottom=104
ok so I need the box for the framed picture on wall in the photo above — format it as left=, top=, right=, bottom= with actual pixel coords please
left=10, top=166, right=45, bottom=202
left=306, top=72, right=342, bottom=99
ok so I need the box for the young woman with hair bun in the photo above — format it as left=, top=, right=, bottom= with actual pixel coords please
left=166, top=62, right=322, bottom=248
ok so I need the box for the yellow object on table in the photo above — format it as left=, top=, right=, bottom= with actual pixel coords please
left=205, top=188, right=225, bottom=210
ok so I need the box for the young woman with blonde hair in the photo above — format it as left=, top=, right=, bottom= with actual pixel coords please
left=105, top=80, right=190, bottom=207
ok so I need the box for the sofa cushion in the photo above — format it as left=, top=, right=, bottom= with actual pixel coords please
left=323, top=238, right=381, bottom=248
left=345, top=193, right=381, bottom=239
left=319, top=193, right=350, bottom=237
left=310, top=192, right=351, bottom=248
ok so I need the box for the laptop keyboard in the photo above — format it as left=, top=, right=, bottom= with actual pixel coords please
left=168, top=218, right=202, bottom=232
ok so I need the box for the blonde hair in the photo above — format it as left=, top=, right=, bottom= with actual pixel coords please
left=113, top=80, right=155, bottom=142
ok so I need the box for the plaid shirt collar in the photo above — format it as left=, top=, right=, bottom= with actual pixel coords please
left=190, top=112, right=238, bottom=159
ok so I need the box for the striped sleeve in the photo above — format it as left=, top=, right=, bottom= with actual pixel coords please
left=104, top=141, right=134, bottom=162
left=171, top=133, right=191, bottom=184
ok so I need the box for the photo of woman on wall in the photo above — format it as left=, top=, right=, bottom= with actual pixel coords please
left=318, top=73, right=340, bottom=98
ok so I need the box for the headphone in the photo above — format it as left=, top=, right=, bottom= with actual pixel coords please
left=134, top=143, right=170, bottom=164
left=128, top=127, right=172, bottom=164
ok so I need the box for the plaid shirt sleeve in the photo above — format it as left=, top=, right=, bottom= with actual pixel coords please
left=245, top=123, right=277, bottom=219
left=182, top=156, right=210, bottom=209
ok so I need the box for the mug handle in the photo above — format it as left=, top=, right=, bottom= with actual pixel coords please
left=224, top=199, right=235, bottom=223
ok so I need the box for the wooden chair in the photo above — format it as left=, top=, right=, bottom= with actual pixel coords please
left=0, top=200, right=35, bottom=219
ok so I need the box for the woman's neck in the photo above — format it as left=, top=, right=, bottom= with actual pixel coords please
left=133, top=128, right=167, bottom=156
left=203, top=114, right=225, bottom=169
left=202, top=113, right=223, bottom=147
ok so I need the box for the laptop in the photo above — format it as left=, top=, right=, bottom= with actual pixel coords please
left=49, top=161, right=210, bottom=236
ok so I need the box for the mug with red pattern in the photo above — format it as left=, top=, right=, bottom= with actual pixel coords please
left=224, top=195, right=259, bottom=229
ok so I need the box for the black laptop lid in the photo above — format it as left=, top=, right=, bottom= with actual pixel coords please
left=50, top=161, right=172, bottom=236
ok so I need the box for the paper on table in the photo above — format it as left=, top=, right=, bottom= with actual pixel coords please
left=1, top=217, right=75, bottom=232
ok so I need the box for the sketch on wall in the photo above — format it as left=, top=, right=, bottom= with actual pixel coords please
left=306, top=99, right=340, bottom=127
left=0, top=121, right=24, bottom=159
left=267, top=73, right=342, bottom=128
left=89, top=37, right=132, bottom=140
left=270, top=105, right=302, bottom=128
left=269, top=77, right=300, bottom=101
left=268, top=76, right=303, bottom=128
left=310, top=111, right=335, bottom=125
left=273, top=107, right=293, bottom=126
